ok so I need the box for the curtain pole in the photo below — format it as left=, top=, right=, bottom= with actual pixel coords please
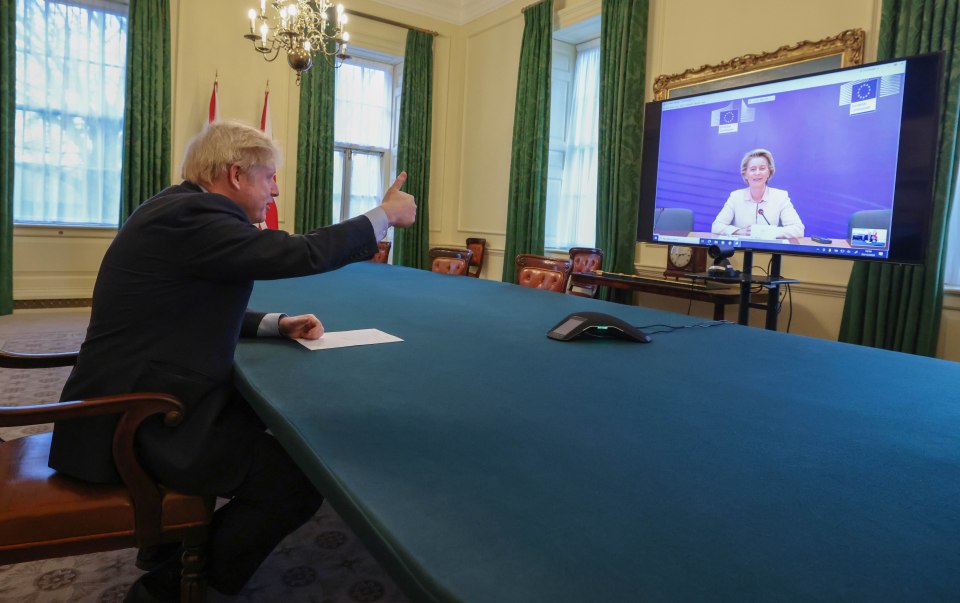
left=344, top=10, right=439, bottom=37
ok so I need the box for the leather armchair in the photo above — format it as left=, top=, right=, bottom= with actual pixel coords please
left=465, top=238, right=487, bottom=278
left=568, top=247, right=604, bottom=297
left=515, top=254, right=573, bottom=293
left=0, top=350, right=213, bottom=602
left=369, top=241, right=392, bottom=264
left=429, top=247, right=474, bottom=276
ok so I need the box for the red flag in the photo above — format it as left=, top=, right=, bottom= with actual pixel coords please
left=208, top=77, right=220, bottom=123
left=259, top=86, right=279, bottom=230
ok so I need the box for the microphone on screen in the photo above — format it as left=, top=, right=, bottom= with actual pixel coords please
left=758, top=208, right=771, bottom=225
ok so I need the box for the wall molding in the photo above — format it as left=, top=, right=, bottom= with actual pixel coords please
left=13, top=224, right=116, bottom=240
left=555, top=0, right=600, bottom=30
left=944, top=288, right=960, bottom=311
left=368, top=0, right=514, bottom=25
left=14, top=298, right=92, bottom=310
left=14, top=273, right=98, bottom=301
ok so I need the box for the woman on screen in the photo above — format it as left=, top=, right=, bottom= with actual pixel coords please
left=711, top=149, right=804, bottom=239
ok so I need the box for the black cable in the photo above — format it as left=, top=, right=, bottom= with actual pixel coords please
left=789, top=284, right=794, bottom=328
left=751, top=263, right=769, bottom=294
left=635, top=320, right=734, bottom=335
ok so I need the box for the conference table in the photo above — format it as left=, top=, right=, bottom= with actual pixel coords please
left=235, top=263, right=960, bottom=603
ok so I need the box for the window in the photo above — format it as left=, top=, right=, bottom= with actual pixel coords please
left=333, top=57, right=398, bottom=224
left=546, top=37, right=600, bottom=250
left=14, top=0, right=128, bottom=226
left=945, top=187, right=959, bottom=289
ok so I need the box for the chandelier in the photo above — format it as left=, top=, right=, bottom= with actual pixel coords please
left=244, top=1, right=350, bottom=85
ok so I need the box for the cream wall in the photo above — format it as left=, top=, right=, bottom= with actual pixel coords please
left=10, top=0, right=960, bottom=360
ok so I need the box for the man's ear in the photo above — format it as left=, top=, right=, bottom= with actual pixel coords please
left=228, top=164, right=242, bottom=190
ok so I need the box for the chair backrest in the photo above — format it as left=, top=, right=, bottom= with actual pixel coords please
left=429, top=247, right=474, bottom=276
left=848, top=209, right=892, bottom=239
left=465, top=238, right=487, bottom=278
left=654, top=207, right=695, bottom=233
left=567, top=247, right=604, bottom=297
left=370, top=241, right=392, bottom=264
left=515, top=254, right=573, bottom=293
left=0, top=350, right=213, bottom=601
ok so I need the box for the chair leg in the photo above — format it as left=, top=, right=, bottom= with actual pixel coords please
left=180, top=539, right=207, bottom=603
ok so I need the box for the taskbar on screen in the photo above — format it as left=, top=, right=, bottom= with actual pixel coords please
left=652, top=234, right=889, bottom=259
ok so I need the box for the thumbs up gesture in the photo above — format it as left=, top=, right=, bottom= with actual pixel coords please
left=380, top=171, right=417, bottom=228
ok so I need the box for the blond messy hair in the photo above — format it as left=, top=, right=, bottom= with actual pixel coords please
left=181, top=121, right=281, bottom=184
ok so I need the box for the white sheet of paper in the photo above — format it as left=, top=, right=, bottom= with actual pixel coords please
left=748, top=224, right=779, bottom=240
left=296, top=329, right=403, bottom=351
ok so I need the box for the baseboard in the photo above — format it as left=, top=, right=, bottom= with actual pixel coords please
left=13, top=298, right=93, bottom=310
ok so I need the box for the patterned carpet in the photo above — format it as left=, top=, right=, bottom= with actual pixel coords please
left=0, top=326, right=410, bottom=603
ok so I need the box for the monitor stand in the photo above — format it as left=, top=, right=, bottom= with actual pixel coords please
left=693, top=251, right=799, bottom=331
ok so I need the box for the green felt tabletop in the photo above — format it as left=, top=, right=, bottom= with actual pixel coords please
left=236, top=262, right=960, bottom=603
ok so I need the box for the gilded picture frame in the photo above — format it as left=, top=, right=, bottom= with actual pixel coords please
left=653, top=29, right=866, bottom=101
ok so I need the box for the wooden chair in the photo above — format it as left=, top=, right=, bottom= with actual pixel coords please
left=515, top=254, right=573, bottom=293
left=465, top=238, right=487, bottom=278
left=568, top=247, right=604, bottom=298
left=369, top=241, right=391, bottom=264
left=429, top=247, right=474, bottom=276
left=0, top=349, right=214, bottom=602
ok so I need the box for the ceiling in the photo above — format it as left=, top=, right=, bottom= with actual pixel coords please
left=369, top=0, right=518, bottom=26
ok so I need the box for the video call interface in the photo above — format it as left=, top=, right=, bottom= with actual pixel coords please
left=652, top=60, right=908, bottom=259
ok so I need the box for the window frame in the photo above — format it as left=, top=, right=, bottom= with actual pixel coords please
left=545, top=36, right=600, bottom=251
left=13, top=0, right=129, bottom=229
left=332, top=54, right=399, bottom=226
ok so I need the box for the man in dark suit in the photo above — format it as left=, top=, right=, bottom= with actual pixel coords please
left=48, top=120, right=416, bottom=602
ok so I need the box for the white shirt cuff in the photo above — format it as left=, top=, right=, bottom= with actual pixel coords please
left=257, top=313, right=285, bottom=337
left=364, top=207, right=389, bottom=242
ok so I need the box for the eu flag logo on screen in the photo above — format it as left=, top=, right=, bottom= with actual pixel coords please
left=721, top=109, right=739, bottom=124
left=854, top=79, right=878, bottom=101
left=846, top=78, right=880, bottom=115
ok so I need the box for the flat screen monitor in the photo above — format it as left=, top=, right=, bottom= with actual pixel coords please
left=637, top=53, right=943, bottom=264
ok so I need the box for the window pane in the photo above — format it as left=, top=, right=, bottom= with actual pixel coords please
left=945, top=187, right=960, bottom=288
left=333, top=150, right=344, bottom=222
left=14, top=0, right=127, bottom=226
left=333, top=54, right=398, bottom=223
left=347, top=152, right=382, bottom=219
left=546, top=44, right=600, bottom=249
left=335, top=60, right=392, bottom=149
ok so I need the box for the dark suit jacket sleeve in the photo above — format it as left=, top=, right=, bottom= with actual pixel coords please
left=173, top=194, right=378, bottom=281
left=242, top=311, right=267, bottom=337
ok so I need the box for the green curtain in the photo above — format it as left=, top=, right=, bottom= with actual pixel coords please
left=838, top=0, right=960, bottom=356
left=501, top=0, right=552, bottom=284
left=596, top=0, right=648, bottom=303
left=0, top=0, right=13, bottom=315
left=295, top=58, right=336, bottom=233
left=119, top=0, right=171, bottom=224
left=393, top=30, right=434, bottom=269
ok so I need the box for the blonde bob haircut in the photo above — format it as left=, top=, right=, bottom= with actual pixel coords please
left=740, top=148, right=775, bottom=183
left=181, top=121, right=281, bottom=185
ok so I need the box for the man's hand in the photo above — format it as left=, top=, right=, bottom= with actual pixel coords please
left=380, top=171, right=417, bottom=228
left=279, top=314, right=324, bottom=340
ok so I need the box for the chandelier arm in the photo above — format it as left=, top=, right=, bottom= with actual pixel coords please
left=244, top=0, right=349, bottom=85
